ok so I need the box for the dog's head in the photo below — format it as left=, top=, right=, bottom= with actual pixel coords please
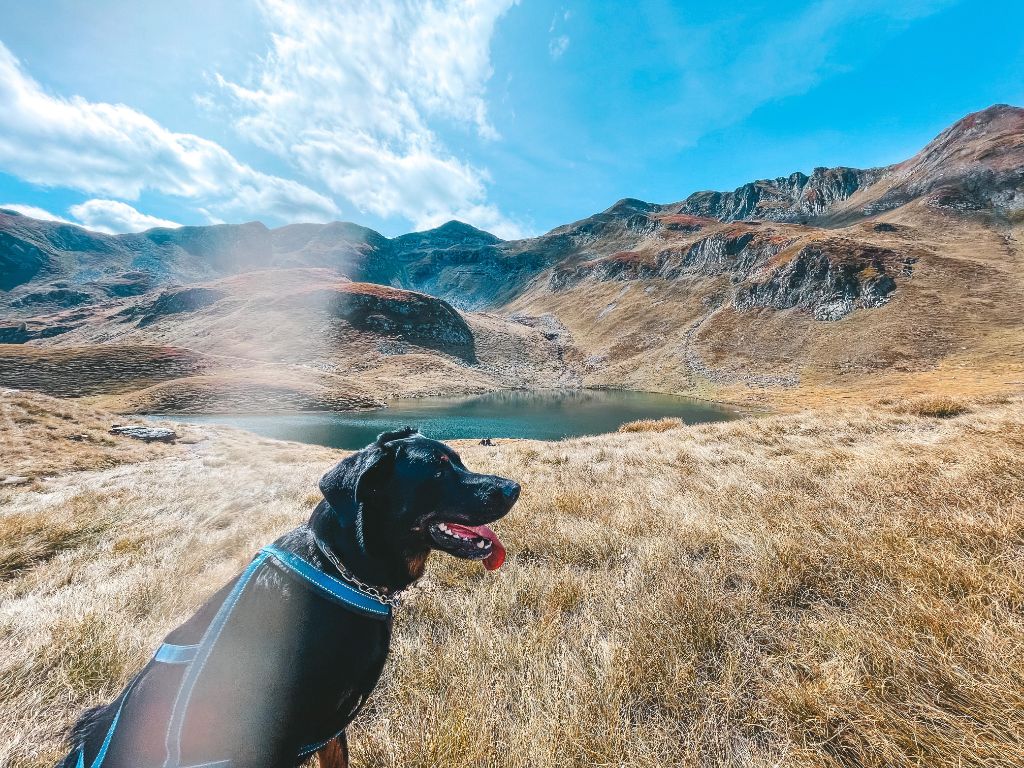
left=318, top=427, right=520, bottom=579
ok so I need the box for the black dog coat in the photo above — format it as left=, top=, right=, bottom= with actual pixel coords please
left=71, top=545, right=391, bottom=768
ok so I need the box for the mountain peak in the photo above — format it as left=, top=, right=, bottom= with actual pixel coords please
left=888, top=104, right=1024, bottom=209
left=915, top=104, right=1024, bottom=163
left=432, top=219, right=498, bottom=238
left=604, top=198, right=659, bottom=216
left=957, top=103, right=1022, bottom=126
left=394, top=219, right=502, bottom=245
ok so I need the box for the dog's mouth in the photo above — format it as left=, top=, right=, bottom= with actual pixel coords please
left=428, top=522, right=506, bottom=570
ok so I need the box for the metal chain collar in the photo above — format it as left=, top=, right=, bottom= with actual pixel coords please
left=313, top=535, right=402, bottom=608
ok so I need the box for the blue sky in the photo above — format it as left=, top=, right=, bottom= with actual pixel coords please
left=0, top=0, right=1020, bottom=238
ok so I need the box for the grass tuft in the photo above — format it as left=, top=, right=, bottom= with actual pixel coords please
left=618, top=417, right=684, bottom=433
left=899, top=394, right=971, bottom=418
left=0, top=495, right=113, bottom=579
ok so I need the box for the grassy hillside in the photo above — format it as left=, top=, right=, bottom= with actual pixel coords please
left=0, top=389, right=186, bottom=479
left=2, top=392, right=1022, bottom=767
left=0, top=269, right=579, bottom=413
left=507, top=205, right=1024, bottom=410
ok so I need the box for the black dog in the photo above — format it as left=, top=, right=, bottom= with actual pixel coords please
left=59, top=427, right=519, bottom=768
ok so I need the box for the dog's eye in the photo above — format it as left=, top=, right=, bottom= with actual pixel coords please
left=435, top=454, right=450, bottom=477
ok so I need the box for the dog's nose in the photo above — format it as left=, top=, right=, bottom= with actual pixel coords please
left=503, top=481, right=521, bottom=503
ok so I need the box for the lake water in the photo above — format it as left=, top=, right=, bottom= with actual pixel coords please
left=164, top=389, right=737, bottom=449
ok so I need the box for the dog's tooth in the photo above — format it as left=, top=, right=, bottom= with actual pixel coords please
left=477, top=540, right=486, bottom=549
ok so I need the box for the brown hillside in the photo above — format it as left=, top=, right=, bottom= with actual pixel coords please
left=2, top=269, right=580, bottom=412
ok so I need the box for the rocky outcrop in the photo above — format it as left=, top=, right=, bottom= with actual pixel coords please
left=656, top=214, right=708, bottom=233
left=673, top=227, right=791, bottom=277
left=302, top=282, right=476, bottom=359
left=541, top=198, right=661, bottom=248
left=548, top=250, right=665, bottom=289
left=0, top=227, right=51, bottom=291
left=735, top=241, right=913, bottom=320
left=95, top=271, right=156, bottom=298
left=671, top=166, right=882, bottom=223
left=548, top=225, right=793, bottom=290
left=109, top=424, right=177, bottom=442
left=0, top=320, right=75, bottom=343
left=119, top=287, right=228, bottom=327
left=10, top=287, right=93, bottom=308
left=545, top=220, right=913, bottom=321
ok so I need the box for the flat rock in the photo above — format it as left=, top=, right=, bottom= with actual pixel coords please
left=109, top=425, right=178, bottom=443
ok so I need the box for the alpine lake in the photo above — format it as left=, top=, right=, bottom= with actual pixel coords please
left=161, top=389, right=738, bottom=449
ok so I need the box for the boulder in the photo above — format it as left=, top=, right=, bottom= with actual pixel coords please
left=109, top=425, right=178, bottom=443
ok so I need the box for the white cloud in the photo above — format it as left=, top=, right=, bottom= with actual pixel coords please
left=549, top=35, right=570, bottom=59
left=1, top=198, right=181, bottom=234
left=0, top=42, right=339, bottom=223
left=549, top=8, right=571, bottom=59
left=0, top=203, right=70, bottom=223
left=218, top=0, right=525, bottom=238
left=68, top=199, right=181, bottom=234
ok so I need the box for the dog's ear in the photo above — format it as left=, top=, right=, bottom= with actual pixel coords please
left=317, top=427, right=420, bottom=547
left=355, top=426, right=421, bottom=503
left=373, top=426, right=420, bottom=446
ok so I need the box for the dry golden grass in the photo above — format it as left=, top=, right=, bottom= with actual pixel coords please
left=2, top=393, right=1023, bottom=768
left=897, top=394, right=971, bottom=419
left=618, top=416, right=684, bottom=432
left=0, top=389, right=185, bottom=482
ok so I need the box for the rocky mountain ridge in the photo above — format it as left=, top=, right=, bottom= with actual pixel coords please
left=668, top=166, right=883, bottom=223
left=4, top=105, right=1020, bottom=314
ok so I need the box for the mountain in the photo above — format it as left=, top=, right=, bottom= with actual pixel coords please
left=502, top=106, right=1024, bottom=402
left=0, top=212, right=515, bottom=310
left=2, top=104, right=1022, bottom=411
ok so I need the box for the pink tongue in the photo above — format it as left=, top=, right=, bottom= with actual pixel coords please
left=447, top=523, right=506, bottom=570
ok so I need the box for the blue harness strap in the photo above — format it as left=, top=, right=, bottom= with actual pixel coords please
left=86, top=545, right=387, bottom=768
left=154, top=644, right=199, bottom=664
left=261, top=546, right=392, bottom=620
left=162, top=550, right=271, bottom=768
